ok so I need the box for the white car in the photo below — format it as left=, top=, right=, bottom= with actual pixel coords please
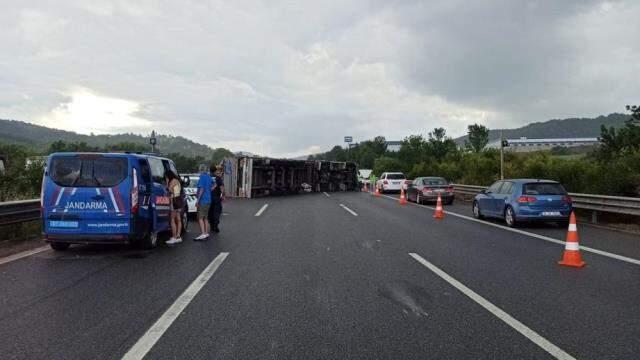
left=182, top=174, right=200, bottom=217
left=376, top=172, right=407, bottom=193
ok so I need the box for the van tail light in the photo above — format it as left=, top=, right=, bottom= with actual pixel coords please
left=383, top=180, right=389, bottom=185
left=405, top=180, right=412, bottom=185
left=563, top=195, right=572, bottom=204
left=517, top=196, right=537, bottom=204
left=131, top=168, right=139, bottom=215
left=447, top=185, right=454, bottom=192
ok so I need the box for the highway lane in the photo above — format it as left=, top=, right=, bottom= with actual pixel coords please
left=146, top=194, right=551, bottom=359
left=442, top=199, right=640, bottom=260
left=0, top=199, right=260, bottom=360
left=0, top=193, right=638, bottom=359
left=332, top=191, right=640, bottom=359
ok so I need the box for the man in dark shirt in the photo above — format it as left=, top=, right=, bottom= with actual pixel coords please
left=208, top=165, right=225, bottom=233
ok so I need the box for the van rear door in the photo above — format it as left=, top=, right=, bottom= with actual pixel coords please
left=44, top=154, right=131, bottom=236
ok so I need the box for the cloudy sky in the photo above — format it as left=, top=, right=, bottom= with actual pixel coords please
left=1, top=1, right=638, bottom=157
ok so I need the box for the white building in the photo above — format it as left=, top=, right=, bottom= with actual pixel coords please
left=486, top=137, right=600, bottom=152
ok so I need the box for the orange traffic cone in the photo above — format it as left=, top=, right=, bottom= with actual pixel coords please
left=433, top=193, right=444, bottom=219
left=558, top=212, right=586, bottom=267
left=399, top=187, right=407, bottom=205
left=374, top=186, right=381, bottom=197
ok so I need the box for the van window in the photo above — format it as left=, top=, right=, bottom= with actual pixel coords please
left=138, top=159, right=152, bottom=183
left=50, top=156, right=127, bottom=187
left=148, top=157, right=166, bottom=184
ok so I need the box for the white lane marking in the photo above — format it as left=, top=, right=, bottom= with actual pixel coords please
left=339, top=204, right=358, bottom=216
left=377, top=194, right=640, bottom=266
left=255, top=204, right=269, bottom=217
left=108, top=188, right=120, bottom=213
left=122, top=252, right=229, bottom=360
left=0, top=245, right=50, bottom=266
left=323, top=192, right=330, bottom=197
left=409, top=253, right=576, bottom=360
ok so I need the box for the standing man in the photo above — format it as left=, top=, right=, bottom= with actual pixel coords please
left=208, top=165, right=225, bottom=234
left=195, top=164, right=212, bottom=240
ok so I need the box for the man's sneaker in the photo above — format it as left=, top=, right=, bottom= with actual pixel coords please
left=194, top=234, right=207, bottom=241
left=166, top=238, right=178, bottom=245
left=174, top=237, right=183, bottom=244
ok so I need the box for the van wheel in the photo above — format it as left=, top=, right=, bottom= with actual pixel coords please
left=50, top=242, right=70, bottom=251
left=141, top=231, right=158, bottom=249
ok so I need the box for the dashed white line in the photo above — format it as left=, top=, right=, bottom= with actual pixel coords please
left=340, top=204, right=358, bottom=216
left=409, top=252, right=576, bottom=360
left=323, top=192, right=330, bottom=197
left=377, top=193, right=640, bottom=266
left=122, top=252, right=229, bottom=360
left=255, top=204, right=269, bottom=217
left=0, top=245, right=50, bottom=266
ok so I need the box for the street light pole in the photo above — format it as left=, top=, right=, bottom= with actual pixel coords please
left=500, top=130, right=504, bottom=180
left=150, top=130, right=157, bottom=153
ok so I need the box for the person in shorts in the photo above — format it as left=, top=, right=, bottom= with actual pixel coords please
left=195, top=164, right=212, bottom=240
left=165, top=170, right=183, bottom=245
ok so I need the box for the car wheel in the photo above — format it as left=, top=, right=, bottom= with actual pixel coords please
left=472, top=201, right=483, bottom=219
left=50, top=242, right=70, bottom=251
left=505, top=206, right=517, bottom=227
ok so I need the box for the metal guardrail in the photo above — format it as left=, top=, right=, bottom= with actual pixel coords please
left=452, top=184, right=640, bottom=216
left=0, top=199, right=40, bottom=226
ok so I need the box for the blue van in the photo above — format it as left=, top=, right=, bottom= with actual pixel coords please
left=41, top=152, right=188, bottom=250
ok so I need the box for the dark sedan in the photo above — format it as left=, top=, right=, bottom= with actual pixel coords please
left=407, top=177, right=454, bottom=205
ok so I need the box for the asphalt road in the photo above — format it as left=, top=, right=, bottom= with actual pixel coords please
left=0, top=192, right=639, bottom=359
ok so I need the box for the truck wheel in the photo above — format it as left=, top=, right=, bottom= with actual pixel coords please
left=50, top=242, right=70, bottom=251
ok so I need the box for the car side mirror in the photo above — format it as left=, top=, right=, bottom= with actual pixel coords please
left=481, top=189, right=488, bottom=194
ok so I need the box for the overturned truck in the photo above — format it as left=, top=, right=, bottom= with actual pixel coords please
left=224, top=157, right=358, bottom=198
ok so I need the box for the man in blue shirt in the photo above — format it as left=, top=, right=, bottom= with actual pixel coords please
left=208, top=165, right=225, bottom=234
left=195, top=164, right=212, bottom=240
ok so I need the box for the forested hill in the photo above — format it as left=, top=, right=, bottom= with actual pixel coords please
left=454, top=113, right=630, bottom=144
left=0, top=119, right=215, bottom=157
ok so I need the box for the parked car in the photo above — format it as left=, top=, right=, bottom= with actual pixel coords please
left=41, top=152, right=188, bottom=250
left=472, top=179, right=572, bottom=227
left=181, top=173, right=200, bottom=217
left=407, top=177, right=454, bottom=204
left=376, top=172, right=406, bottom=193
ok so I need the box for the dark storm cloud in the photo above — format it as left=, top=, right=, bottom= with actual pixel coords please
left=0, top=1, right=637, bottom=156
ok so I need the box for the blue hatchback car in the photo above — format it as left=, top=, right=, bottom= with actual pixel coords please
left=41, top=152, right=188, bottom=251
left=472, top=179, right=572, bottom=227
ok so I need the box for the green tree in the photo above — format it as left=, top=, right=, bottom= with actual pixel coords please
left=465, top=123, right=489, bottom=153
left=427, top=127, right=457, bottom=160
